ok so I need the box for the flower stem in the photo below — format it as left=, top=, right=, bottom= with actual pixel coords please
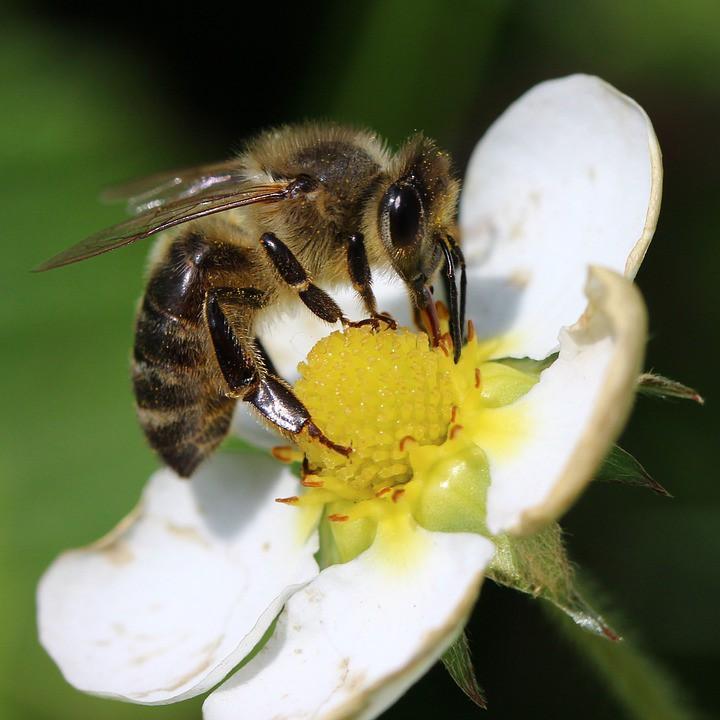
left=543, top=584, right=700, bottom=720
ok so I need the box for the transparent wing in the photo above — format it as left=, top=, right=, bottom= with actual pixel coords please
left=100, top=159, right=249, bottom=215
left=35, top=183, right=289, bottom=271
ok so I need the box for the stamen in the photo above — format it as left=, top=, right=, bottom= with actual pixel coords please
left=271, top=446, right=301, bottom=463
left=328, top=513, right=350, bottom=523
left=449, top=424, right=464, bottom=440
left=275, top=495, right=299, bottom=505
left=467, top=320, right=476, bottom=342
left=392, top=488, right=406, bottom=503
left=301, top=477, right=324, bottom=488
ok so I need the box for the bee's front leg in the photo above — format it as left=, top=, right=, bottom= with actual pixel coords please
left=344, top=233, right=397, bottom=331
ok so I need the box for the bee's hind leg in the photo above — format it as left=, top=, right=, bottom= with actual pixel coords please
left=245, top=374, right=351, bottom=457
left=206, top=287, right=350, bottom=457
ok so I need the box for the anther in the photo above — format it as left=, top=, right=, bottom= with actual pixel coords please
left=391, top=488, right=406, bottom=503
left=275, top=496, right=299, bottom=505
left=398, top=435, right=417, bottom=451
left=328, top=513, right=350, bottom=522
left=271, top=446, right=300, bottom=464
left=467, top=320, right=476, bottom=342
left=375, top=486, right=392, bottom=497
left=449, top=424, right=464, bottom=440
left=301, top=477, right=324, bottom=488
left=475, top=368, right=482, bottom=389
left=450, top=406, right=458, bottom=423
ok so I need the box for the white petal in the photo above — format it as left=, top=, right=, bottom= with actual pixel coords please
left=38, top=453, right=319, bottom=704
left=232, top=276, right=411, bottom=447
left=203, top=524, right=494, bottom=720
left=460, top=74, right=661, bottom=360
left=484, top=267, right=647, bottom=535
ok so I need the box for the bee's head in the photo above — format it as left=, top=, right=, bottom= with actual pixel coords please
left=375, top=135, right=462, bottom=354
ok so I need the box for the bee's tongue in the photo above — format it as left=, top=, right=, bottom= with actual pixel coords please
left=419, top=286, right=441, bottom=346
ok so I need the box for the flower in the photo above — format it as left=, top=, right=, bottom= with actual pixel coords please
left=37, top=75, right=661, bottom=718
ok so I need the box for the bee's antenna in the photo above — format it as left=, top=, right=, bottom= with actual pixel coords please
left=439, top=236, right=462, bottom=363
left=450, top=237, right=467, bottom=344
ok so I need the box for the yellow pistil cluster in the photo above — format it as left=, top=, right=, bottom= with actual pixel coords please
left=278, top=311, right=540, bottom=564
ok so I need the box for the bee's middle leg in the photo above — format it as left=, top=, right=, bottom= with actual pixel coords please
left=259, top=231, right=395, bottom=330
left=259, top=232, right=348, bottom=324
left=206, top=287, right=350, bottom=456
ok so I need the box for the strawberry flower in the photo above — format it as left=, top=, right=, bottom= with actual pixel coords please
left=38, top=74, right=661, bottom=718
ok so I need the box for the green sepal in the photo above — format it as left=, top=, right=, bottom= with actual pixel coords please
left=487, top=523, right=620, bottom=641
left=498, top=352, right=557, bottom=379
left=637, top=372, right=704, bottom=404
left=315, top=507, right=342, bottom=570
left=595, top=445, right=671, bottom=497
left=441, top=631, right=487, bottom=710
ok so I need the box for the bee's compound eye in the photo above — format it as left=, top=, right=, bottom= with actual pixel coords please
left=383, top=184, right=422, bottom=248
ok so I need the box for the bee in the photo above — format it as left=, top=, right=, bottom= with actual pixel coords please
left=37, top=124, right=466, bottom=477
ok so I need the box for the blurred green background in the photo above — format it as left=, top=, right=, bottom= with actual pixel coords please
left=1, top=1, right=717, bottom=718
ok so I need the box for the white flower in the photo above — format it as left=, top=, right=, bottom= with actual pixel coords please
left=38, top=75, right=661, bottom=719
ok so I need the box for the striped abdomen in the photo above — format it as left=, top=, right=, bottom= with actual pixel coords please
left=132, top=232, right=237, bottom=477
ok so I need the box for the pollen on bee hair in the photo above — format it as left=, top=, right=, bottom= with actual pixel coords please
left=436, top=301, right=450, bottom=320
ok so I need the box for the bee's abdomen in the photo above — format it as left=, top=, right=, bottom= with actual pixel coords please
left=133, top=241, right=236, bottom=477
left=133, top=297, right=236, bottom=477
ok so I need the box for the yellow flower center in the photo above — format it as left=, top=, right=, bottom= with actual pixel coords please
left=278, top=314, right=541, bottom=565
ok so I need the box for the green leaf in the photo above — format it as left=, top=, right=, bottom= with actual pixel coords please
left=595, top=445, right=671, bottom=497
left=488, top=524, right=620, bottom=641
left=637, top=373, right=704, bottom=404
left=219, top=436, right=267, bottom=455
left=441, top=631, right=487, bottom=710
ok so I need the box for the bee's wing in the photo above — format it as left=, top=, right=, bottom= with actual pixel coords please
left=35, top=183, right=288, bottom=271
left=101, top=159, right=248, bottom=215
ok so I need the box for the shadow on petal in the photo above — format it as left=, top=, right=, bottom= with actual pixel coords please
left=465, top=274, right=527, bottom=343
left=190, top=452, right=291, bottom=539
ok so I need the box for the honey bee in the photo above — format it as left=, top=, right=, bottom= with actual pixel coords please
left=37, top=124, right=466, bottom=477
